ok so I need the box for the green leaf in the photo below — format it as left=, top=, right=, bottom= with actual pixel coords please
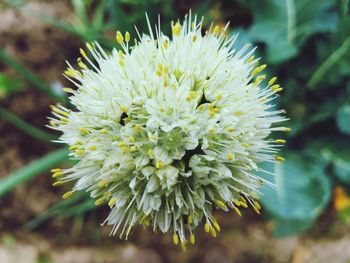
left=316, top=139, right=350, bottom=184
left=0, top=148, right=69, bottom=197
left=0, top=73, right=24, bottom=99
left=259, top=152, right=331, bottom=236
left=247, top=0, right=337, bottom=63
left=336, top=103, right=350, bottom=135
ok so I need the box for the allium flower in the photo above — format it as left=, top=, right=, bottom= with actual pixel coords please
left=49, top=14, right=287, bottom=248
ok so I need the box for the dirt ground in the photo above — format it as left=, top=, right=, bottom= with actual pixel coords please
left=1, top=1, right=350, bottom=263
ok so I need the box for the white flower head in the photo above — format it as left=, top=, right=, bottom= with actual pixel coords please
left=49, top=14, right=287, bottom=248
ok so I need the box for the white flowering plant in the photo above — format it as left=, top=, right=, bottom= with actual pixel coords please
left=49, top=14, right=287, bottom=248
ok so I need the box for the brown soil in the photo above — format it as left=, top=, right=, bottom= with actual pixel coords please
left=1, top=1, right=350, bottom=263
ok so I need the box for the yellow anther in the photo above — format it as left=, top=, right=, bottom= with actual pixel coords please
left=172, top=22, right=181, bottom=36
left=191, top=34, right=197, bottom=42
left=117, top=141, right=126, bottom=147
left=119, top=60, right=125, bottom=67
left=240, top=201, right=248, bottom=208
left=128, top=136, right=136, bottom=143
left=207, top=128, right=215, bottom=133
left=227, top=127, right=235, bottom=132
left=52, top=171, right=63, bottom=178
left=186, top=91, right=196, bottom=101
left=253, top=206, right=261, bottom=215
left=197, top=104, right=205, bottom=111
left=98, top=180, right=108, bottom=188
left=120, top=106, right=128, bottom=112
left=181, top=241, right=187, bottom=251
left=213, top=25, right=220, bottom=35
left=163, top=65, right=169, bottom=74
left=216, top=200, right=227, bottom=210
left=59, top=117, right=69, bottom=123
left=147, top=149, right=153, bottom=157
left=173, top=234, right=179, bottom=245
left=268, top=77, right=277, bottom=86
left=51, top=168, right=61, bottom=173
left=246, top=55, right=255, bottom=64
left=155, top=160, right=165, bottom=169
left=121, top=146, right=129, bottom=154
left=69, top=145, right=78, bottom=151
left=233, top=206, right=242, bottom=216
left=63, top=87, right=74, bottom=93
left=204, top=223, right=210, bottom=233
left=64, top=68, right=75, bottom=78
left=125, top=31, right=130, bottom=42
left=254, top=74, right=266, bottom=85
left=252, top=64, right=267, bottom=76
left=226, top=153, right=234, bottom=160
left=239, top=195, right=247, bottom=204
left=190, top=234, right=195, bottom=244
left=62, top=191, right=73, bottom=199
left=95, top=197, right=105, bottom=206
left=273, top=87, right=283, bottom=93
left=150, top=135, right=157, bottom=140
left=98, top=128, right=108, bottom=135
left=79, top=127, right=89, bottom=136
left=275, top=156, right=285, bottom=162
left=233, top=199, right=241, bottom=206
left=253, top=201, right=261, bottom=210
left=78, top=61, right=87, bottom=70
left=79, top=48, right=87, bottom=58
left=116, top=31, right=124, bottom=44
left=75, top=149, right=85, bottom=155
left=282, top=127, right=291, bottom=132
left=134, top=125, right=142, bottom=132
left=215, top=94, right=222, bottom=101
left=52, top=181, right=63, bottom=187
left=213, top=221, right=221, bottom=232
left=210, top=227, right=217, bottom=238
left=270, top=84, right=280, bottom=91
left=86, top=42, right=93, bottom=51
left=50, top=106, right=70, bottom=117
left=173, top=69, right=181, bottom=80
left=242, top=143, right=250, bottom=147
left=156, top=69, right=162, bottom=77
left=49, top=120, right=56, bottom=127
left=130, top=146, right=137, bottom=152
left=108, top=197, right=116, bottom=206
left=89, top=146, right=97, bottom=151
left=275, top=139, right=286, bottom=144
left=188, top=215, right=193, bottom=224
left=163, top=40, right=169, bottom=49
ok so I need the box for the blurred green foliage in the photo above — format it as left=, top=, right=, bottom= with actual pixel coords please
left=1, top=0, right=350, bottom=237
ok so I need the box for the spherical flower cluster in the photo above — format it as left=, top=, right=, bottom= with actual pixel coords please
left=49, top=15, right=287, bottom=248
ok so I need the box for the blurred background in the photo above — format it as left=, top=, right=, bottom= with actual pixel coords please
left=0, top=0, right=350, bottom=262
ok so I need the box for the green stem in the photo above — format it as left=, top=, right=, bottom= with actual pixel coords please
left=0, top=47, right=67, bottom=103
left=0, top=148, right=69, bottom=197
left=307, top=36, right=350, bottom=89
left=0, top=106, right=57, bottom=141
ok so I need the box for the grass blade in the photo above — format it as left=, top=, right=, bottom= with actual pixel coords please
left=0, top=106, right=57, bottom=141
left=0, top=148, right=69, bottom=197
left=0, top=47, right=67, bottom=103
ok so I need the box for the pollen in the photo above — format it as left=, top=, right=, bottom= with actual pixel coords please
left=275, top=155, right=285, bottom=162
left=190, top=234, right=195, bottom=244
left=95, top=197, right=105, bottom=206
left=108, top=197, right=117, bottom=207
left=172, top=22, right=181, bottom=36
left=116, top=31, right=124, bottom=44
left=173, top=233, right=179, bottom=245
left=62, top=191, right=74, bottom=199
